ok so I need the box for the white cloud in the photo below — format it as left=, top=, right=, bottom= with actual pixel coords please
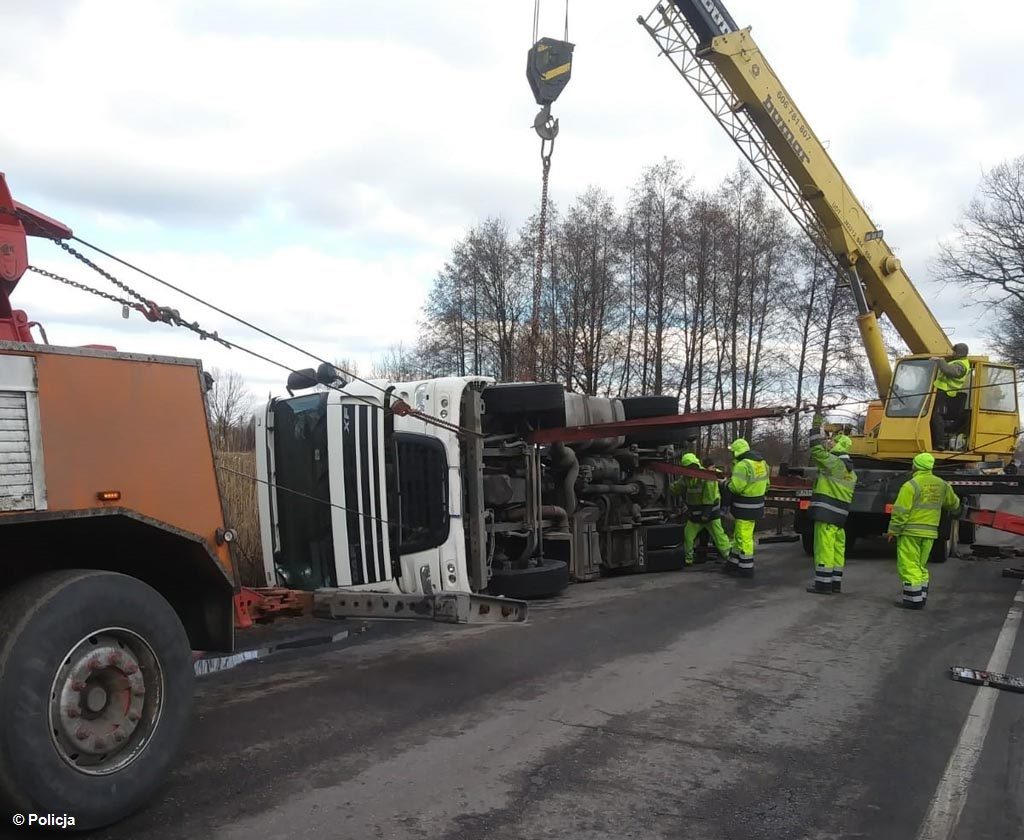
left=5, top=0, right=1023, bottom=392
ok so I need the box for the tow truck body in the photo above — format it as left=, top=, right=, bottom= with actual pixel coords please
left=0, top=173, right=237, bottom=829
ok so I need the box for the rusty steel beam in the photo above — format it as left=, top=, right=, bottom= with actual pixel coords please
left=526, top=406, right=791, bottom=445
left=964, top=507, right=1024, bottom=538
left=646, top=460, right=813, bottom=490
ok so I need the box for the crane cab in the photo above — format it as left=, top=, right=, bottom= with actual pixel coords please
left=853, top=355, right=1019, bottom=464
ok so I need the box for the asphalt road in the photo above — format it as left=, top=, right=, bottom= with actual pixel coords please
left=98, top=539, right=1024, bottom=840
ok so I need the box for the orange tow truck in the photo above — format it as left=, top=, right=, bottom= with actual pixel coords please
left=0, top=174, right=236, bottom=829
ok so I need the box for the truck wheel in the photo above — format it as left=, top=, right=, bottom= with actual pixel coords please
left=488, top=559, right=569, bottom=599
left=0, top=570, right=194, bottom=830
left=930, top=536, right=951, bottom=564
left=957, top=520, right=976, bottom=545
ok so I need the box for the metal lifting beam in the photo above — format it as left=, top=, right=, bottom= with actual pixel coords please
left=526, top=405, right=791, bottom=445
left=963, top=507, right=1024, bottom=538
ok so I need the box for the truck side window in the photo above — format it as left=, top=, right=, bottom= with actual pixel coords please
left=394, top=433, right=450, bottom=554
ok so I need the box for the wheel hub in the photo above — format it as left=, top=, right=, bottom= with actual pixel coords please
left=49, top=630, right=162, bottom=775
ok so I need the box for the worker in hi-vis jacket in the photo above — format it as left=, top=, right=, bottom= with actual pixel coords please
left=806, top=416, right=857, bottom=595
left=887, top=452, right=961, bottom=609
left=670, top=452, right=732, bottom=567
left=722, top=439, right=769, bottom=578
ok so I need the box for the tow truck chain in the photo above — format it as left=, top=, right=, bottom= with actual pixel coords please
left=0, top=203, right=229, bottom=348
left=26, top=263, right=231, bottom=348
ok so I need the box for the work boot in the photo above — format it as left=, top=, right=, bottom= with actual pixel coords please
left=894, top=599, right=925, bottom=610
left=832, top=571, right=844, bottom=593
left=806, top=582, right=832, bottom=595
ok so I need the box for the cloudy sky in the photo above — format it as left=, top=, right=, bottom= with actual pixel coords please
left=6, top=0, right=1022, bottom=398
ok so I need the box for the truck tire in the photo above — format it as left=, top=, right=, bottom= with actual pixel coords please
left=957, top=520, right=976, bottom=545
left=0, top=570, right=194, bottom=830
left=488, top=559, right=569, bottom=599
left=483, top=383, right=566, bottom=414
left=930, top=535, right=951, bottom=564
left=619, top=396, right=695, bottom=445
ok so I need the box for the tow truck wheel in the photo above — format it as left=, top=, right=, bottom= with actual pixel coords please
left=0, top=570, right=193, bottom=830
left=488, top=558, right=569, bottom=599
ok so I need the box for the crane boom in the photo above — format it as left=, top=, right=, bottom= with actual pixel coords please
left=640, top=1, right=954, bottom=398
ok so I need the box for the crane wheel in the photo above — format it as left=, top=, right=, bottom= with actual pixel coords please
left=0, top=570, right=193, bottom=830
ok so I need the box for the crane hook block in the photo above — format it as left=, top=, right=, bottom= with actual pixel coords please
left=526, top=37, right=574, bottom=108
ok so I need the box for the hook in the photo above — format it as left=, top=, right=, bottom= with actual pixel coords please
left=533, top=104, right=559, bottom=142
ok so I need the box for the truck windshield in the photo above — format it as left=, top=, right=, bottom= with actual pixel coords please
left=270, top=393, right=336, bottom=589
left=886, top=360, right=935, bottom=418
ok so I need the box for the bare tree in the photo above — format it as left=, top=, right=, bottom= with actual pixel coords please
left=936, top=155, right=1024, bottom=303
left=207, top=367, right=255, bottom=451
left=936, top=155, right=1024, bottom=367
left=372, top=343, right=425, bottom=381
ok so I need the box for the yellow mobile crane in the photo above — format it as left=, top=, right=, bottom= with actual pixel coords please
left=638, top=1, right=1021, bottom=558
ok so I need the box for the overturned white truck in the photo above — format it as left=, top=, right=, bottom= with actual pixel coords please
left=255, top=371, right=699, bottom=604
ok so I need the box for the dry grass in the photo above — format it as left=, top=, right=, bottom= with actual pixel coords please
left=214, top=451, right=266, bottom=587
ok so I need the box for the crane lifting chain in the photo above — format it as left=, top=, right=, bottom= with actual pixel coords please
left=526, top=0, right=573, bottom=376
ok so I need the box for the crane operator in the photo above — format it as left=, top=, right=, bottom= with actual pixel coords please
left=929, top=343, right=970, bottom=450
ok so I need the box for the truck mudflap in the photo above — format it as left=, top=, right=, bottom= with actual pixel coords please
left=313, top=590, right=529, bottom=624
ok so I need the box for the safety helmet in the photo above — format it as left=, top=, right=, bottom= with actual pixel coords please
left=832, top=435, right=852, bottom=455
left=912, top=452, right=935, bottom=471
left=730, top=438, right=750, bottom=457
left=679, top=452, right=700, bottom=467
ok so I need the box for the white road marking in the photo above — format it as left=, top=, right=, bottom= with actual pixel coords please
left=916, top=582, right=1024, bottom=840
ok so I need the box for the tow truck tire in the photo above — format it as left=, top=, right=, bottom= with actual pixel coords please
left=488, top=559, right=569, bottom=599
left=0, top=570, right=194, bottom=831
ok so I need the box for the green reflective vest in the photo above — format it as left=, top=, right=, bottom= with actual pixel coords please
left=889, top=470, right=961, bottom=538
left=808, top=431, right=858, bottom=525
left=670, top=463, right=722, bottom=520
left=728, top=455, right=769, bottom=520
left=935, top=358, right=970, bottom=396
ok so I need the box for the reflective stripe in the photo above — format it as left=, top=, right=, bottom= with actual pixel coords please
left=733, top=499, right=765, bottom=509
left=737, top=559, right=754, bottom=569
left=809, top=500, right=850, bottom=516
left=815, top=566, right=833, bottom=582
